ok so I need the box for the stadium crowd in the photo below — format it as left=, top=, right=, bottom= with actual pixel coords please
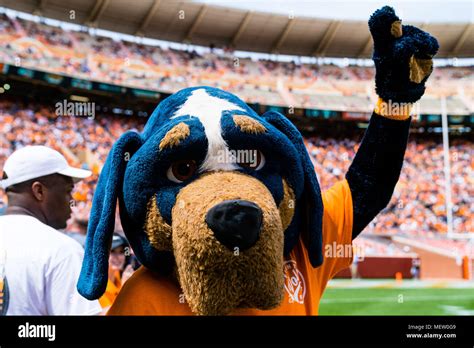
left=1, top=100, right=472, bottom=241
left=0, top=13, right=472, bottom=262
left=306, top=137, right=473, bottom=237
left=0, top=13, right=472, bottom=112
left=0, top=99, right=144, bottom=226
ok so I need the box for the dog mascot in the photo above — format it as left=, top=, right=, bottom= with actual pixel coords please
left=78, top=7, right=438, bottom=315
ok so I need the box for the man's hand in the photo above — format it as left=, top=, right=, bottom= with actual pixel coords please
left=369, top=6, right=439, bottom=104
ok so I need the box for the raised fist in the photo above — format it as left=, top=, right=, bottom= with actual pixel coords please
left=369, top=6, right=439, bottom=103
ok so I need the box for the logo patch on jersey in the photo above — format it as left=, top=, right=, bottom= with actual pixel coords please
left=283, top=260, right=306, bottom=304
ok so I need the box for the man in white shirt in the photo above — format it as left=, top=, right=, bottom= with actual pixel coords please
left=0, top=145, right=101, bottom=315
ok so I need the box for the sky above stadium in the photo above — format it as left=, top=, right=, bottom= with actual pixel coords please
left=196, top=0, right=473, bottom=23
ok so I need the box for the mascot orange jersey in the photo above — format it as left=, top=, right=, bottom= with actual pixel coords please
left=78, top=6, right=438, bottom=316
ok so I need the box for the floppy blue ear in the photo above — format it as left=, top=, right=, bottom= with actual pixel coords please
left=78, top=131, right=143, bottom=300
left=261, top=111, right=323, bottom=267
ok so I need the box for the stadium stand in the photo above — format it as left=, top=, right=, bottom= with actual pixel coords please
left=305, top=137, right=473, bottom=237
left=353, top=236, right=408, bottom=257
left=0, top=100, right=471, bottom=241
left=0, top=13, right=472, bottom=114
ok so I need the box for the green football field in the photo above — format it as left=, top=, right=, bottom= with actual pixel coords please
left=319, top=280, right=474, bottom=315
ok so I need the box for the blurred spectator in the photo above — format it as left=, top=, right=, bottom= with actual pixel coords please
left=99, top=233, right=135, bottom=313
left=65, top=217, right=89, bottom=247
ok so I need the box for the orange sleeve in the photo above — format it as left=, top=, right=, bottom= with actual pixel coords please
left=98, top=290, right=113, bottom=308
left=319, top=179, right=354, bottom=280
left=99, top=272, right=122, bottom=308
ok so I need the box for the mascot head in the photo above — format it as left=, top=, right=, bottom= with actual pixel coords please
left=78, top=86, right=323, bottom=315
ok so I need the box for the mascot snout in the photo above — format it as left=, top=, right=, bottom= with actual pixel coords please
left=170, top=171, right=284, bottom=315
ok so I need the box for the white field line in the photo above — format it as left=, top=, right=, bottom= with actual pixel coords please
left=439, top=305, right=474, bottom=315
left=327, top=280, right=474, bottom=289
left=321, top=294, right=474, bottom=304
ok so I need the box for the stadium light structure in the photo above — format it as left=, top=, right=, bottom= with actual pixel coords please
left=440, top=97, right=454, bottom=238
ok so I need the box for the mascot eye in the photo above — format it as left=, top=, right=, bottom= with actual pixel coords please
left=238, top=150, right=265, bottom=171
left=167, top=160, right=197, bottom=183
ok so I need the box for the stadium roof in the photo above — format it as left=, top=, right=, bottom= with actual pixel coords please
left=2, top=0, right=473, bottom=58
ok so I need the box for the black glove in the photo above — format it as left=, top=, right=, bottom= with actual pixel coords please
left=369, top=6, right=439, bottom=103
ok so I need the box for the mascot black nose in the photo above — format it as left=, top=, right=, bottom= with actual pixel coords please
left=205, top=199, right=263, bottom=251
